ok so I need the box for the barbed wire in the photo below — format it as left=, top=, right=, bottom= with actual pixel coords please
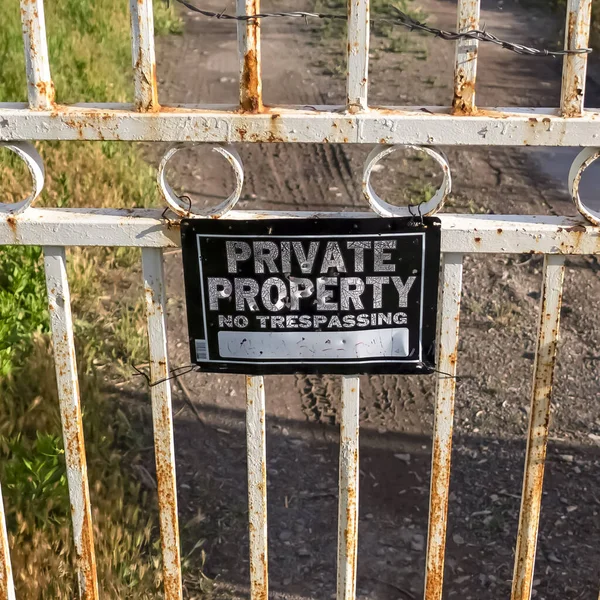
left=169, top=0, right=591, bottom=57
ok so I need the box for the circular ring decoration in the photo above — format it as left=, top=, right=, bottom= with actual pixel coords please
left=158, top=144, right=244, bottom=218
left=362, top=144, right=451, bottom=218
left=568, top=147, right=600, bottom=226
left=0, top=141, right=45, bottom=215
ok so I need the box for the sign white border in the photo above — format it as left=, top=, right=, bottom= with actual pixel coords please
left=194, top=232, right=426, bottom=366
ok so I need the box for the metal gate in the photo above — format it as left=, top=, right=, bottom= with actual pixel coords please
left=0, top=0, right=599, bottom=598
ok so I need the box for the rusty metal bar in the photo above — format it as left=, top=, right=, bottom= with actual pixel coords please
left=561, top=0, right=592, bottom=117
left=245, top=375, right=268, bottom=600
left=346, top=0, right=370, bottom=112
left=237, top=0, right=263, bottom=112
left=423, top=252, right=463, bottom=600
left=3, top=211, right=600, bottom=253
left=510, top=254, right=566, bottom=600
left=43, top=246, right=98, bottom=600
left=452, top=0, right=480, bottom=114
left=129, top=0, right=159, bottom=111
left=337, top=376, right=360, bottom=600
left=141, top=248, right=183, bottom=600
left=3, top=104, right=600, bottom=144
left=19, top=0, right=55, bottom=109
left=0, top=484, right=15, bottom=600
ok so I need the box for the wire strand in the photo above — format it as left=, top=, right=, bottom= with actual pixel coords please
left=132, top=362, right=197, bottom=387
left=169, top=0, right=591, bottom=57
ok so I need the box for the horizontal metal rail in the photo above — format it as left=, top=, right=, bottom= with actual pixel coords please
left=1, top=210, right=599, bottom=253
left=0, top=104, right=599, bottom=144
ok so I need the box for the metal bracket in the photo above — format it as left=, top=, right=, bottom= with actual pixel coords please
left=362, top=144, right=451, bottom=217
left=157, top=144, right=244, bottom=218
left=569, top=147, right=600, bottom=226
left=0, top=141, right=45, bottom=214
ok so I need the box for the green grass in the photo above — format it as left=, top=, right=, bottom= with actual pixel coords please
left=0, top=0, right=184, bottom=597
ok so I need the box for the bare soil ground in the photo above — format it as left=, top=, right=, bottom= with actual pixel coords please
left=133, top=0, right=600, bottom=597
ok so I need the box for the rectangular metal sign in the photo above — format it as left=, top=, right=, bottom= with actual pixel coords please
left=181, top=217, right=441, bottom=375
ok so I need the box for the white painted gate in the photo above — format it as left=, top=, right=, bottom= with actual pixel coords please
left=1, top=0, right=599, bottom=599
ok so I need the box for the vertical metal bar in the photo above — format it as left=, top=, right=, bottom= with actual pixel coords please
left=452, top=0, right=480, bottom=115
left=511, top=254, right=566, bottom=600
left=0, top=484, right=15, bottom=600
left=237, top=0, right=263, bottom=112
left=423, top=253, right=463, bottom=600
left=129, top=0, right=159, bottom=111
left=346, top=0, right=370, bottom=112
left=337, top=376, right=360, bottom=600
left=560, top=0, right=592, bottom=117
left=246, top=375, right=268, bottom=600
left=44, top=246, right=98, bottom=600
left=20, top=0, right=55, bottom=109
left=141, top=248, right=183, bottom=600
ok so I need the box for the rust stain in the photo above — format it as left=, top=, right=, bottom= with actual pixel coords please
left=452, top=72, right=477, bottom=116
left=0, top=549, right=11, bottom=598
left=267, top=110, right=284, bottom=142
left=240, top=48, right=263, bottom=113
left=471, top=107, right=510, bottom=119
left=78, top=496, right=99, bottom=598
left=425, top=438, right=451, bottom=599
left=568, top=11, right=577, bottom=47
left=448, top=351, right=457, bottom=367
left=252, top=580, right=268, bottom=600
left=148, top=62, right=160, bottom=112
left=233, top=127, right=284, bottom=143
left=6, top=216, right=17, bottom=236
left=155, top=437, right=181, bottom=597
left=34, top=80, right=56, bottom=107
left=58, top=382, right=98, bottom=597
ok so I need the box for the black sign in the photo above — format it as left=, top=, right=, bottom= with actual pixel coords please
left=180, top=217, right=441, bottom=375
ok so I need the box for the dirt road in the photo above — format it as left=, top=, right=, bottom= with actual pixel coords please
left=142, top=0, right=600, bottom=597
